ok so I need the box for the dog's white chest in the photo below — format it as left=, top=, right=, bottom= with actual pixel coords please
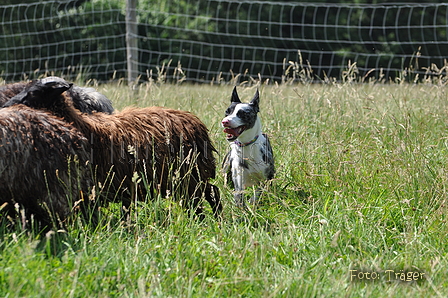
left=229, top=138, right=270, bottom=188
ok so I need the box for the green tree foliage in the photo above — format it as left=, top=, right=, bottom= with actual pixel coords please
left=0, top=0, right=125, bottom=81
left=135, top=0, right=448, bottom=81
left=1, top=0, right=448, bottom=82
left=135, top=0, right=216, bottom=80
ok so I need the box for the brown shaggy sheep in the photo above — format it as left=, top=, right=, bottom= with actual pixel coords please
left=5, top=78, right=222, bottom=219
left=0, top=76, right=114, bottom=114
left=0, top=104, right=91, bottom=229
left=0, top=82, right=24, bottom=104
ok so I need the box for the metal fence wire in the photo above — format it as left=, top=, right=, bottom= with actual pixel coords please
left=1, top=1, right=447, bottom=83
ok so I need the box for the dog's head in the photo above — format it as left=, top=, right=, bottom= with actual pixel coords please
left=221, top=87, right=260, bottom=141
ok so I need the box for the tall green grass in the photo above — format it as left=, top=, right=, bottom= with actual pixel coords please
left=1, top=80, right=447, bottom=297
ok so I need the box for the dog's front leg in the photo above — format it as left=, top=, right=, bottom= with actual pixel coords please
left=248, top=187, right=262, bottom=205
left=232, top=167, right=246, bottom=207
left=233, top=189, right=245, bottom=207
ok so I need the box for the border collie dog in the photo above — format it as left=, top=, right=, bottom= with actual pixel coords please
left=221, top=87, right=275, bottom=206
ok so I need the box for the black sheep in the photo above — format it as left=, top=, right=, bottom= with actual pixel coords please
left=0, top=76, right=114, bottom=114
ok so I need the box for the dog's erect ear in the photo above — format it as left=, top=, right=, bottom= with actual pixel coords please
left=231, top=86, right=241, bottom=103
left=249, top=89, right=260, bottom=113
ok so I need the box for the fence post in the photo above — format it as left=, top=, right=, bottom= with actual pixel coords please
left=126, top=0, right=138, bottom=86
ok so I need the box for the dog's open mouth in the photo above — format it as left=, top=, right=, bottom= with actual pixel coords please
left=223, top=125, right=246, bottom=141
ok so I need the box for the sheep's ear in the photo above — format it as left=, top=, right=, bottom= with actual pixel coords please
left=231, top=86, right=241, bottom=103
left=249, top=89, right=260, bottom=113
left=2, top=89, right=28, bottom=108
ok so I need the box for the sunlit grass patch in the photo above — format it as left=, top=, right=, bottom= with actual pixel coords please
left=1, top=80, right=448, bottom=297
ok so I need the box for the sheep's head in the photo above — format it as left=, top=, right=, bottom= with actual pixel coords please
left=3, top=77, right=72, bottom=109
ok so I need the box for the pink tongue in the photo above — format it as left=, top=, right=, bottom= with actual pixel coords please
left=223, top=126, right=244, bottom=138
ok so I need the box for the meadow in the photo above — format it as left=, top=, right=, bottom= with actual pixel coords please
left=1, top=77, right=447, bottom=297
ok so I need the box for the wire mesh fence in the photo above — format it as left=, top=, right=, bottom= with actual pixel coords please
left=1, top=1, right=447, bottom=83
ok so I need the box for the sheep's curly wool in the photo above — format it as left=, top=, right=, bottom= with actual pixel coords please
left=5, top=78, right=222, bottom=218
left=0, top=105, right=90, bottom=227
